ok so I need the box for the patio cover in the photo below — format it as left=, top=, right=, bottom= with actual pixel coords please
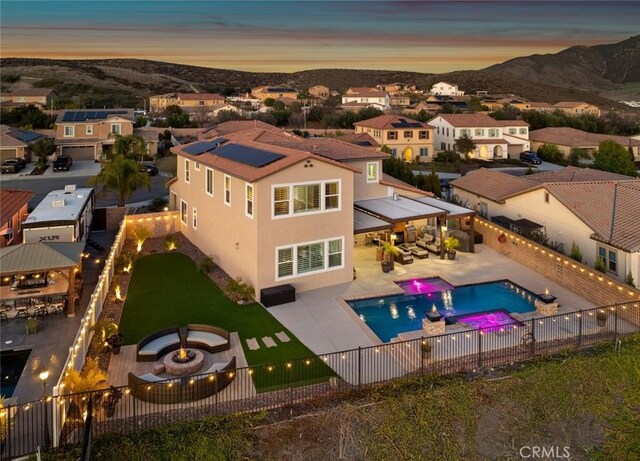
left=0, top=242, right=85, bottom=274
left=409, top=196, right=476, bottom=218
left=355, top=196, right=446, bottom=223
left=354, top=209, right=392, bottom=234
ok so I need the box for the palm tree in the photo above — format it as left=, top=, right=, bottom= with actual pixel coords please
left=63, top=358, right=108, bottom=420
left=111, top=134, right=148, bottom=161
left=88, top=155, right=151, bottom=207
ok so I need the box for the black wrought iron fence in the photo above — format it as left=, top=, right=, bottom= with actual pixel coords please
left=1, top=301, right=638, bottom=460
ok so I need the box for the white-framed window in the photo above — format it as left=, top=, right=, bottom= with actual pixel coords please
left=224, top=174, right=231, bottom=205
left=86, top=125, right=93, bottom=135
left=192, top=207, right=197, bottom=229
left=64, top=126, right=74, bottom=137
left=111, top=124, right=121, bottom=135
left=245, top=183, right=254, bottom=218
left=276, top=237, right=345, bottom=280
left=460, top=129, right=470, bottom=137
left=475, top=128, right=484, bottom=136
left=184, top=159, right=190, bottom=184
left=419, top=147, right=429, bottom=157
left=180, top=200, right=188, bottom=225
left=488, top=128, right=499, bottom=137
left=519, top=128, right=527, bottom=135
left=598, top=246, right=618, bottom=274
left=272, top=180, right=341, bottom=218
left=366, top=162, right=378, bottom=183
left=205, top=167, right=213, bottom=196
left=508, top=128, right=517, bottom=135
left=390, top=148, right=397, bottom=157
left=194, top=161, right=200, bottom=171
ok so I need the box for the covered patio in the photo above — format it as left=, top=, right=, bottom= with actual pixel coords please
left=0, top=242, right=85, bottom=319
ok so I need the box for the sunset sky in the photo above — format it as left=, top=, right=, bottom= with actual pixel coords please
left=1, top=1, right=638, bottom=73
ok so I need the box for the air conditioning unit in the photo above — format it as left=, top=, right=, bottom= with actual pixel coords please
left=64, top=185, right=76, bottom=192
left=52, top=200, right=65, bottom=208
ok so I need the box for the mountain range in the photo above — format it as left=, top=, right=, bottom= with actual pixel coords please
left=1, top=35, right=638, bottom=110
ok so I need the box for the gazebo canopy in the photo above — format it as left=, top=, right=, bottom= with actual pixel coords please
left=409, top=196, right=476, bottom=218
left=0, top=242, right=84, bottom=274
left=354, top=209, right=393, bottom=234
left=355, top=196, right=446, bottom=223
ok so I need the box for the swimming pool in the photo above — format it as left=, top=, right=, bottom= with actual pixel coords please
left=1, top=349, right=31, bottom=397
left=347, top=278, right=538, bottom=342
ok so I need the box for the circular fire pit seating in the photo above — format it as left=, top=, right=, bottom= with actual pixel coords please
left=128, top=324, right=237, bottom=404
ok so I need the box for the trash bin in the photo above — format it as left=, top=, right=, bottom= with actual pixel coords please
left=26, top=317, right=38, bottom=335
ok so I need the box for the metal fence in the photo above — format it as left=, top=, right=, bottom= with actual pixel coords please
left=2, top=301, right=638, bottom=460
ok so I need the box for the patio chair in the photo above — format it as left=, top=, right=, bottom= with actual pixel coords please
left=0, top=304, right=10, bottom=323
left=394, top=247, right=414, bottom=265
left=399, top=243, right=429, bottom=259
left=15, top=302, right=30, bottom=319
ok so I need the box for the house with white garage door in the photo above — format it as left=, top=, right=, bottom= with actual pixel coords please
left=54, top=109, right=135, bottom=161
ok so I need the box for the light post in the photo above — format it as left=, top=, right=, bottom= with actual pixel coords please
left=39, top=371, right=51, bottom=451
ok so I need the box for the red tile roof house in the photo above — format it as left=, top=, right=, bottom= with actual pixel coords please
left=428, top=113, right=530, bottom=159
left=0, top=189, right=34, bottom=248
left=167, top=124, right=479, bottom=297
left=451, top=167, right=640, bottom=287
left=529, top=127, right=640, bottom=161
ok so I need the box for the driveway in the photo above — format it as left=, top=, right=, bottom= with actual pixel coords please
left=0, top=160, right=101, bottom=179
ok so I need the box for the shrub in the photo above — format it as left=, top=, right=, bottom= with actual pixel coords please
left=569, top=242, right=583, bottom=262
left=164, top=234, right=179, bottom=251
left=197, top=255, right=215, bottom=273
left=444, top=236, right=460, bottom=253
left=132, top=226, right=151, bottom=252
left=595, top=258, right=607, bottom=273
left=226, top=277, right=255, bottom=303
left=625, top=271, right=635, bottom=287
left=90, top=319, right=118, bottom=346
left=114, top=250, right=135, bottom=273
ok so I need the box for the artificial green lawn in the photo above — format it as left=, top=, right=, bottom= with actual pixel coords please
left=118, top=252, right=333, bottom=391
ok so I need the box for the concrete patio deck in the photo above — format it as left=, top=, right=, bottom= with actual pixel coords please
left=267, top=244, right=598, bottom=356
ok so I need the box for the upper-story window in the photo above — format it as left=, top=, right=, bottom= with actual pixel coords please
left=180, top=200, right=188, bottom=225
left=387, top=131, right=397, bottom=140
left=519, top=128, right=527, bottom=135
left=111, top=124, right=121, bottom=135
left=488, top=128, right=499, bottom=137
left=403, top=131, right=413, bottom=139
left=205, top=168, right=213, bottom=196
left=64, top=126, right=74, bottom=137
left=224, top=175, right=231, bottom=205
left=419, top=131, right=429, bottom=140
left=598, top=246, right=617, bottom=274
left=273, top=180, right=341, bottom=218
left=194, top=161, right=200, bottom=171
left=245, top=183, right=254, bottom=218
left=184, top=159, right=190, bottom=183
left=86, top=125, right=93, bottom=135
left=508, top=128, right=517, bottom=135
left=460, top=129, right=471, bottom=137
left=475, top=128, right=484, bottom=136
left=366, top=162, right=379, bottom=183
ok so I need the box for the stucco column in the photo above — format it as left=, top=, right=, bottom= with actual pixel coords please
left=66, top=268, right=76, bottom=317
left=469, top=216, right=475, bottom=253
left=440, top=215, right=446, bottom=260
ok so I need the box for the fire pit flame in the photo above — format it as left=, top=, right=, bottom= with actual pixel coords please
left=172, top=347, right=196, bottom=364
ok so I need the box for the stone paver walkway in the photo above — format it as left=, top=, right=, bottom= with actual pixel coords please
left=246, top=338, right=260, bottom=350
left=262, top=336, right=277, bottom=348
left=275, top=331, right=290, bottom=342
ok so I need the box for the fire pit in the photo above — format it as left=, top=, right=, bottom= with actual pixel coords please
left=163, top=348, right=204, bottom=376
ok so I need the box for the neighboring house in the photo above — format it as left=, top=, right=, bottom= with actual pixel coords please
left=405, top=101, right=440, bottom=114
left=168, top=126, right=458, bottom=296
left=334, top=133, right=381, bottom=148
left=0, top=189, right=34, bottom=248
left=390, top=95, right=411, bottom=107
left=527, top=101, right=601, bottom=117
left=376, top=83, right=416, bottom=94
left=482, top=98, right=532, bottom=111
left=251, top=87, right=298, bottom=102
left=198, top=120, right=282, bottom=140
left=354, top=114, right=435, bottom=162
left=308, top=85, right=330, bottom=99
left=428, top=113, right=530, bottom=158
left=226, top=95, right=262, bottom=109
left=342, top=88, right=391, bottom=111
left=0, top=88, right=57, bottom=108
left=149, top=93, right=226, bottom=113
left=0, top=125, right=46, bottom=162
left=430, top=82, right=464, bottom=96
left=54, top=109, right=135, bottom=160
left=530, top=127, right=640, bottom=160
left=451, top=167, right=640, bottom=287
left=424, top=94, right=468, bottom=111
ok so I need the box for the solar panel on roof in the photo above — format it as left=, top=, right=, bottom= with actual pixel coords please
left=85, top=111, right=96, bottom=120
left=96, top=111, right=107, bottom=119
left=73, top=111, right=86, bottom=121
left=391, top=118, right=423, bottom=128
left=214, top=144, right=283, bottom=168
left=14, top=131, right=41, bottom=143
left=182, top=137, right=228, bottom=155
left=62, top=112, right=76, bottom=122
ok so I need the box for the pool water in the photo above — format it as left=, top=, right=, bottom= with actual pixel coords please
left=1, top=349, right=31, bottom=397
left=348, top=279, right=537, bottom=342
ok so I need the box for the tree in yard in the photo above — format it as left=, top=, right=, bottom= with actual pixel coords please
left=160, top=105, right=191, bottom=128
left=454, top=135, right=476, bottom=159
left=31, top=137, right=56, bottom=169
left=592, top=140, right=637, bottom=177
left=88, top=155, right=151, bottom=207
left=568, top=147, right=590, bottom=166
left=216, top=109, right=240, bottom=123
left=491, top=104, right=520, bottom=120
left=112, top=134, right=148, bottom=161
left=536, top=144, right=564, bottom=164
left=426, top=166, right=442, bottom=197
left=263, top=97, right=276, bottom=107
left=467, top=96, right=483, bottom=113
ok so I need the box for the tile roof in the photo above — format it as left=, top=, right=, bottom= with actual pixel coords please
left=526, top=166, right=634, bottom=183
left=529, top=127, right=640, bottom=148
left=1, top=132, right=26, bottom=148
left=173, top=128, right=360, bottom=183
left=345, top=87, right=387, bottom=98
left=496, top=119, right=530, bottom=127
left=354, top=114, right=431, bottom=130
left=175, top=93, right=225, bottom=101
left=334, top=132, right=381, bottom=148
left=554, top=101, right=592, bottom=108
left=0, top=189, right=34, bottom=224
left=200, top=120, right=281, bottom=139
left=450, top=169, right=540, bottom=202
left=380, top=173, right=429, bottom=195
left=430, top=113, right=507, bottom=128
left=544, top=180, right=640, bottom=251
left=0, top=242, right=84, bottom=274
left=1, top=88, right=55, bottom=97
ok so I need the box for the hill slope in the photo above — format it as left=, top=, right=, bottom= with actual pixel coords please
left=486, top=35, right=640, bottom=92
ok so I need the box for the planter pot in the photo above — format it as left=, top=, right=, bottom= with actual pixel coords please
left=105, top=405, right=116, bottom=418
left=381, top=262, right=392, bottom=273
left=111, top=344, right=122, bottom=355
left=447, top=251, right=456, bottom=260
left=596, top=313, right=607, bottom=327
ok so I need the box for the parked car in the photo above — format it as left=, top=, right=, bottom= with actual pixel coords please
left=0, top=158, right=27, bottom=174
left=53, top=155, right=73, bottom=171
left=138, top=162, right=159, bottom=176
left=520, top=151, right=542, bottom=164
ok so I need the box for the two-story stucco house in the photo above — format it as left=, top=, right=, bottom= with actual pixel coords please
left=251, top=87, right=298, bottom=102
left=341, top=88, right=391, bottom=111
left=353, top=115, right=435, bottom=162
left=430, top=82, right=464, bottom=96
left=149, top=93, right=226, bottom=113
left=530, top=127, right=640, bottom=161
left=428, top=114, right=530, bottom=159
left=451, top=167, right=640, bottom=288
left=0, top=89, right=57, bottom=109
left=54, top=109, right=135, bottom=160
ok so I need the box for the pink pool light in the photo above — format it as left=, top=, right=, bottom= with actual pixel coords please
left=454, top=310, right=522, bottom=332
left=397, top=277, right=455, bottom=295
